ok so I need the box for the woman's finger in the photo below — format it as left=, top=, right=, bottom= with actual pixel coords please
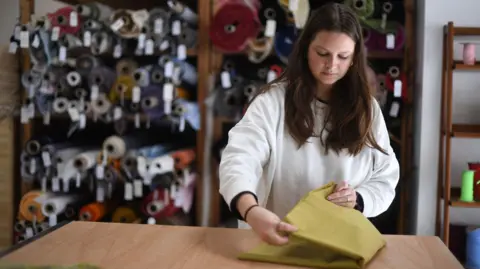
left=328, top=188, right=353, bottom=201
left=334, top=181, right=349, bottom=192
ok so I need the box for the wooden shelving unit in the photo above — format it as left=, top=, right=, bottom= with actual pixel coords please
left=436, top=21, right=480, bottom=247
left=207, top=0, right=417, bottom=233
left=14, top=0, right=213, bottom=243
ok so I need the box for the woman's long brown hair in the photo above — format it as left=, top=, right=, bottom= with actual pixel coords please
left=253, top=2, right=387, bottom=156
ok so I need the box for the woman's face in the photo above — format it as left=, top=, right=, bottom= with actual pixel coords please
left=307, top=31, right=356, bottom=86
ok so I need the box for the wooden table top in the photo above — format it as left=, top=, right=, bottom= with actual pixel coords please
left=0, top=221, right=463, bottom=269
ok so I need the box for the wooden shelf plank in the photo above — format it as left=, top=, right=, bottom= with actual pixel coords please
left=450, top=199, right=480, bottom=208
left=451, top=124, right=480, bottom=138
left=453, top=26, right=480, bottom=36
left=453, top=61, right=480, bottom=70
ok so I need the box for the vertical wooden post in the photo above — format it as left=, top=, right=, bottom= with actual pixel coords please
left=196, top=0, right=213, bottom=226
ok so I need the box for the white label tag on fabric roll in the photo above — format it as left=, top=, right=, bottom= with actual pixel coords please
left=43, top=112, right=51, bottom=125
left=63, top=179, right=70, bottom=192
left=42, top=151, right=51, bottom=167
left=177, top=44, right=187, bottom=60
left=137, top=33, right=146, bottom=49
left=381, top=13, right=388, bottom=30
left=51, top=26, right=60, bottom=41
left=59, top=46, right=67, bottom=62
left=114, top=44, right=122, bottom=58
left=267, top=70, right=277, bottom=83
left=8, top=41, right=17, bottom=54
left=13, top=25, right=20, bottom=40
left=289, top=0, right=299, bottom=11
left=90, top=85, right=99, bottom=100
left=30, top=158, right=36, bottom=174
left=265, top=20, right=277, bottom=37
left=20, top=29, right=29, bottom=48
left=164, top=61, right=174, bottom=78
left=145, top=39, right=154, bottom=55
left=25, top=227, right=34, bottom=239
left=135, top=113, right=141, bottom=128
left=386, top=34, right=395, bottom=49
left=221, top=71, right=232, bottom=89
left=51, top=177, right=60, bottom=192
left=160, top=40, right=169, bottom=51
left=32, top=34, right=40, bottom=48
left=147, top=217, right=156, bottom=225
left=28, top=102, right=35, bottom=118
left=134, top=179, right=143, bottom=197
left=132, top=86, right=141, bottom=103
left=124, top=182, right=133, bottom=201
left=83, top=31, right=92, bottom=47
left=96, top=165, right=104, bottom=179
left=113, top=106, right=122, bottom=120
left=111, top=19, right=125, bottom=31
left=20, top=106, right=29, bottom=124
left=389, top=101, right=400, bottom=117
left=68, top=107, right=80, bottom=122
left=171, top=20, right=181, bottom=36
left=69, top=11, right=78, bottom=27
left=394, top=79, right=402, bottom=97
left=49, top=214, right=57, bottom=227
left=79, top=114, right=86, bottom=129
left=163, top=83, right=174, bottom=101
left=41, top=177, right=47, bottom=192
left=96, top=186, right=105, bottom=202
left=154, top=18, right=163, bottom=34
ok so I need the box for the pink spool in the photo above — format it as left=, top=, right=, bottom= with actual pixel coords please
left=463, top=43, right=476, bottom=65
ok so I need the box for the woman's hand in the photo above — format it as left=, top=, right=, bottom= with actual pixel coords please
left=327, top=181, right=357, bottom=209
left=246, top=206, right=298, bottom=246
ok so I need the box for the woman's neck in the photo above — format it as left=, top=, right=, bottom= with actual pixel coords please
left=316, top=82, right=332, bottom=102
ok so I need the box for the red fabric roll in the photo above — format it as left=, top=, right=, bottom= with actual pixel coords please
left=47, top=6, right=83, bottom=36
left=385, top=70, right=407, bottom=101
left=141, top=187, right=179, bottom=219
left=210, top=0, right=262, bottom=53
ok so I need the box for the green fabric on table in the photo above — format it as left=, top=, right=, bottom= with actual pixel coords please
left=0, top=264, right=100, bottom=269
left=238, top=182, right=386, bottom=269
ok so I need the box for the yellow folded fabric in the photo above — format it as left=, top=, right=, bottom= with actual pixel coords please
left=238, top=182, right=386, bottom=269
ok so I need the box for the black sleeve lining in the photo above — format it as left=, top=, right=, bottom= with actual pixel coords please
left=229, top=191, right=258, bottom=220
left=354, top=191, right=364, bottom=213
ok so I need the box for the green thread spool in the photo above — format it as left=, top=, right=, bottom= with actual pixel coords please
left=461, top=170, right=475, bottom=202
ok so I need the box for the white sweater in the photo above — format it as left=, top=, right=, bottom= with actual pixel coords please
left=218, top=83, right=400, bottom=229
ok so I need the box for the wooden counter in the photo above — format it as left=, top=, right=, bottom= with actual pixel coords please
left=0, top=221, right=463, bottom=269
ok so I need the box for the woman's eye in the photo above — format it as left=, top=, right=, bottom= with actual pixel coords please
left=338, top=55, right=349, bottom=60
left=316, top=51, right=328, bottom=57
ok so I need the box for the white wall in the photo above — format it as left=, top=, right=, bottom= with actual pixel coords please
left=413, top=0, right=480, bottom=236
left=0, top=0, right=66, bottom=43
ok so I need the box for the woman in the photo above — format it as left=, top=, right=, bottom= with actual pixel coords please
left=219, top=3, right=400, bottom=246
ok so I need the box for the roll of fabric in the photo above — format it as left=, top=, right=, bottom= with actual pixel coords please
left=141, top=85, right=165, bottom=118
left=343, top=0, right=376, bottom=19
left=385, top=66, right=407, bottom=101
left=29, top=29, right=54, bottom=65
left=178, top=24, right=197, bottom=49
left=274, top=24, right=298, bottom=64
left=76, top=2, right=113, bottom=22
left=88, top=66, right=117, bottom=94
left=116, top=58, right=138, bottom=76
left=172, top=98, right=200, bottom=131
left=109, top=9, right=149, bottom=39
left=90, top=93, right=112, bottom=115
left=18, top=191, right=50, bottom=222
left=167, top=0, right=198, bottom=26
left=133, top=66, right=151, bottom=87
left=72, top=150, right=99, bottom=173
left=141, top=187, right=179, bottom=219
left=171, top=149, right=196, bottom=170
left=102, top=134, right=166, bottom=159
left=109, top=75, right=135, bottom=104
left=173, top=60, right=198, bottom=86
left=209, top=0, right=262, bottom=53
left=41, top=194, right=80, bottom=217
left=376, top=24, right=406, bottom=51
left=112, top=206, right=138, bottom=223
left=90, top=30, right=114, bottom=55
left=147, top=8, right=171, bottom=40
left=76, top=54, right=101, bottom=76
left=258, top=2, right=288, bottom=27
left=47, top=6, right=83, bottom=36
left=149, top=65, right=165, bottom=85
left=78, top=202, right=106, bottom=221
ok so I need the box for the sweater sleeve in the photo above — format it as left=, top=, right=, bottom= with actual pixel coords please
left=218, top=91, right=278, bottom=211
left=355, top=100, right=400, bottom=218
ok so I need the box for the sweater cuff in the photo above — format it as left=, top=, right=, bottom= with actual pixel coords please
left=229, top=191, right=258, bottom=220
left=354, top=191, right=364, bottom=213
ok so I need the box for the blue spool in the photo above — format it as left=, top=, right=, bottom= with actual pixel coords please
left=274, top=24, right=299, bottom=64
left=466, top=228, right=480, bottom=269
